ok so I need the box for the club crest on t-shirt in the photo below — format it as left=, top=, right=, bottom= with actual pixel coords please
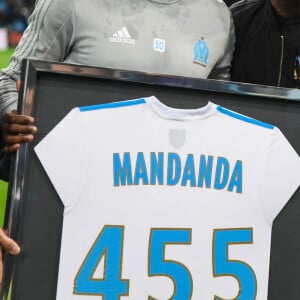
left=193, top=37, right=208, bottom=67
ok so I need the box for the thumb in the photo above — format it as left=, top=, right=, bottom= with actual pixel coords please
left=0, top=229, right=20, bottom=255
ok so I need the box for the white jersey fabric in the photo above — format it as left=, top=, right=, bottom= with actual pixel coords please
left=35, top=96, right=300, bottom=300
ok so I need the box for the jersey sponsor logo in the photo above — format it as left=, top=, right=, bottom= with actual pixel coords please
left=109, top=27, right=135, bottom=44
left=193, top=37, right=208, bottom=67
left=113, top=152, right=243, bottom=193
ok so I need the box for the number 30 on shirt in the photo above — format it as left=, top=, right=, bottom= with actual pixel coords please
left=74, top=226, right=257, bottom=299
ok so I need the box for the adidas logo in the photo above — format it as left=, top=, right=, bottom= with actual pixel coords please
left=109, top=27, right=135, bottom=44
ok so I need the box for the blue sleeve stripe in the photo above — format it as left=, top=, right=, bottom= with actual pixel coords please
left=217, top=106, right=274, bottom=129
left=79, top=98, right=146, bottom=112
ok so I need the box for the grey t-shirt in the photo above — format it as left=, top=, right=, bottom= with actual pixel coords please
left=0, top=0, right=234, bottom=117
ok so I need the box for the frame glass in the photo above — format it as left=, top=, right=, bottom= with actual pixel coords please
left=1, top=59, right=299, bottom=300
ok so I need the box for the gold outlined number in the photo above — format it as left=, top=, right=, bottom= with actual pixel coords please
left=148, top=228, right=193, bottom=300
left=74, top=225, right=129, bottom=299
left=213, top=228, right=257, bottom=300
left=74, top=226, right=256, bottom=299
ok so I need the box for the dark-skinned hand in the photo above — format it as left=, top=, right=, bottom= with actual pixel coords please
left=1, top=80, right=37, bottom=152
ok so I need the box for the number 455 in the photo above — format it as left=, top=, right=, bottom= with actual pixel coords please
left=74, top=226, right=257, bottom=300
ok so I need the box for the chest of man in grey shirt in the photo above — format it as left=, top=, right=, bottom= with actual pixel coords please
left=0, top=0, right=234, bottom=118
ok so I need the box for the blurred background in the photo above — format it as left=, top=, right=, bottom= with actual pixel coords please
left=0, top=0, right=35, bottom=69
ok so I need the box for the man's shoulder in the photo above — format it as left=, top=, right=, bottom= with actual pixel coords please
left=230, top=0, right=264, bottom=16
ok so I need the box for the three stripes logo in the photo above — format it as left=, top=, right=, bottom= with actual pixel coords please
left=109, top=27, right=135, bottom=44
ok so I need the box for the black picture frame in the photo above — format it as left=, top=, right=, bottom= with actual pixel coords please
left=1, top=59, right=300, bottom=300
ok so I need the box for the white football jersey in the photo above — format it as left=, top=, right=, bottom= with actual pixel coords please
left=35, top=96, right=300, bottom=300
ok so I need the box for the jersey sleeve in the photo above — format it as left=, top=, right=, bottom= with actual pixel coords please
left=263, top=127, right=300, bottom=222
left=0, top=0, right=74, bottom=118
left=208, top=9, right=235, bottom=80
left=34, top=108, right=88, bottom=212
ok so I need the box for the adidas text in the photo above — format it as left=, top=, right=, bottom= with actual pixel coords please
left=109, top=37, right=135, bottom=44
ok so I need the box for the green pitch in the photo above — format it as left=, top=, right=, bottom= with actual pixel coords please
left=0, top=48, right=13, bottom=226
left=0, top=47, right=14, bottom=70
left=0, top=180, right=8, bottom=227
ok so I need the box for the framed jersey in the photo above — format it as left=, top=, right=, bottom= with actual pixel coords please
left=1, top=59, right=300, bottom=300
